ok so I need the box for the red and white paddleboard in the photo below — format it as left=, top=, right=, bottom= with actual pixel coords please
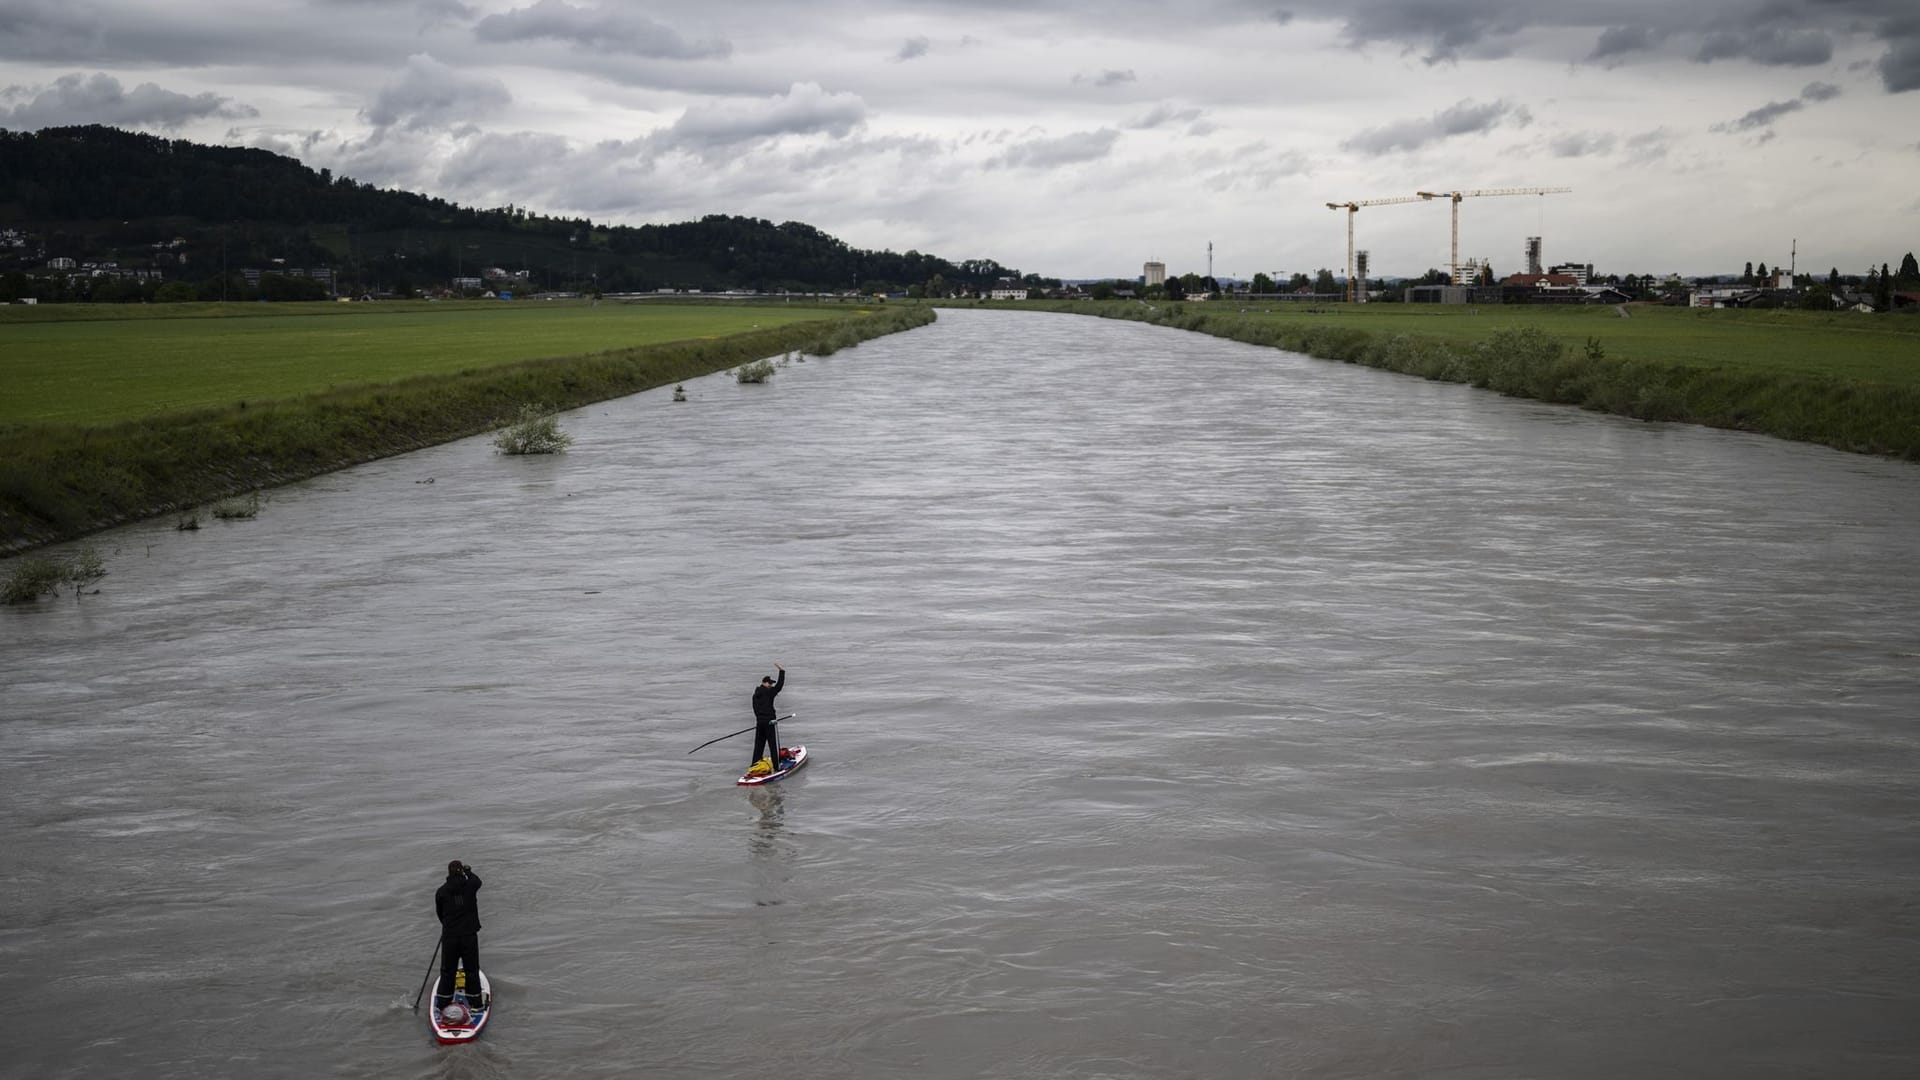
left=429, top=969, right=491, bottom=1045
left=737, top=745, right=809, bottom=786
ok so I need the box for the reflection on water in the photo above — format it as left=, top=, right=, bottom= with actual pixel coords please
left=3, top=309, right=1920, bottom=1079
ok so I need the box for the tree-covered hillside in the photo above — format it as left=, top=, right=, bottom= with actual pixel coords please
left=0, top=125, right=1036, bottom=299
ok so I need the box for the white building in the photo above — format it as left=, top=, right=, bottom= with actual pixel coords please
left=1143, top=261, right=1166, bottom=287
left=1548, top=262, right=1593, bottom=285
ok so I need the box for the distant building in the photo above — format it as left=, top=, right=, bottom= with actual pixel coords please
left=1143, top=261, right=1166, bottom=287
left=47, top=256, right=76, bottom=270
left=987, top=279, right=1027, bottom=301
left=1691, top=284, right=1759, bottom=309
left=1548, top=262, right=1593, bottom=286
left=1525, top=236, right=1543, bottom=275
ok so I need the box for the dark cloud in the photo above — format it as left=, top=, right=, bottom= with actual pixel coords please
left=1713, top=78, right=1844, bottom=132
left=990, top=127, right=1120, bottom=169
left=897, top=36, right=930, bottom=61
left=1548, top=131, right=1616, bottom=157
left=0, top=0, right=109, bottom=61
left=1695, top=26, right=1832, bottom=66
left=1589, top=25, right=1658, bottom=63
left=1714, top=97, right=1803, bottom=132
left=1881, top=39, right=1920, bottom=92
left=1272, top=1, right=1915, bottom=91
left=658, top=82, right=866, bottom=155
left=1342, top=98, right=1528, bottom=155
left=0, top=71, right=255, bottom=129
left=1332, top=0, right=1527, bottom=63
left=362, top=54, right=511, bottom=130
left=473, top=0, right=730, bottom=59
left=1623, top=128, right=1672, bottom=163
left=1127, top=103, right=1203, bottom=130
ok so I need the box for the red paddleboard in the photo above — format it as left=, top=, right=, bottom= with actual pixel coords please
left=428, top=969, right=491, bottom=1045
left=738, top=745, right=809, bottom=786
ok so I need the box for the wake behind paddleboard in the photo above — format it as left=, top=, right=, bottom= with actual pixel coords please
left=429, top=969, right=491, bottom=1045
left=738, top=745, right=808, bottom=786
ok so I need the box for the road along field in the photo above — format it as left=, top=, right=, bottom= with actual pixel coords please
left=0, top=301, right=931, bottom=551
left=1002, top=300, right=1920, bottom=459
left=0, top=300, right=848, bottom=427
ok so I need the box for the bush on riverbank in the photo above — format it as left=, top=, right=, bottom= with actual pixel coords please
left=1, top=305, right=934, bottom=551
left=734, top=358, right=776, bottom=384
left=1034, top=301, right=1920, bottom=460
left=2, top=544, right=105, bottom=603
left=492, top=404, right=574, bottom=454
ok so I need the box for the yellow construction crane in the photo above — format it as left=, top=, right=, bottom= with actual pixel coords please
left=1415, top=187, right=1571, bottom=285
left=1326, top=195, right=1426, bottom=301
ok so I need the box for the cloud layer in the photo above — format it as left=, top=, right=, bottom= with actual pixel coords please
left=2, top=72, right=254, bottom=128
left=0, top=0, right=1914, bottom=277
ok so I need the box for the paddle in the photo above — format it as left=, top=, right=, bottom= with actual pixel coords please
left=687, top=714, right=793, bottom=755
left=411, top=939, right=442, bottom=1012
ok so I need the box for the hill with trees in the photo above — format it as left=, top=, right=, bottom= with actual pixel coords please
left=0, top=125, right=1042, bottom=301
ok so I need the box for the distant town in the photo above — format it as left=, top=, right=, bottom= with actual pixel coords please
left=2, top=223, right=1916, bottom=314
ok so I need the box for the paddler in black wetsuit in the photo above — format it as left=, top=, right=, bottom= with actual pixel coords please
left=750, top=663, right=785, bottom=771
left=434, top=860, right=484, bottom=1010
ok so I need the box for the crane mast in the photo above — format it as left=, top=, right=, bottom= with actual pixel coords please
left=1325, top=195, right=1425, bottom=301
left=1415, top=187, right=1572, bottom=285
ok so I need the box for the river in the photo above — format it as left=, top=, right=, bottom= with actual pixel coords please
left=3, top=308, right=1917, bottom=1079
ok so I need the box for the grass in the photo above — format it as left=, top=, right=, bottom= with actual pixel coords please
left=0, top=300, right=845, bottom=427
left=999, top=300, right=1920, bottom=459
left=0, top=304, right=934, bottom=550
left=1002, top=301, right=1920, bottom=388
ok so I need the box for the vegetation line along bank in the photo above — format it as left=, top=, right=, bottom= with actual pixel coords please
left=1022, top=301, right=1920, bottom=462
left=0, top=305, right=933, bottom=554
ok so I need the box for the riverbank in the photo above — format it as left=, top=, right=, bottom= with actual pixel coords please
left=984, top=300, right=1920, bottom=460
left=0, top=304, right=932, bottom=552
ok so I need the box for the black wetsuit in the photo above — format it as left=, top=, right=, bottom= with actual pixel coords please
left=751, top=670, right=785, bottom=768
left=434, top=868, right=483, bottom=1005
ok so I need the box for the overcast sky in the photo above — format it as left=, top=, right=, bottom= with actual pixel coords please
left=3, top=0, right=1917, bottom=279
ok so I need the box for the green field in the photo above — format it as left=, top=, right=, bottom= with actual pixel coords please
left=992, top=298, right=1920, bottom=460
left=991, top=300, right=1920, bottom=388
left=0, top=300, right=846, bottom=426
left=0, top=303, right=931, bottom=551
left=1194, top=302, right=1920, bottom=387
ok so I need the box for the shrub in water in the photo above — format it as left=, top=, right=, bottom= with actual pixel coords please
left=2, top=543, right=106, bottom=604
left=2, top=556, right=66, bottom=604
left=211, top=492, right=261, bottom=520
left=493, top=404, right=574, bottom=454
left=735, top=358, right=777, bottom=384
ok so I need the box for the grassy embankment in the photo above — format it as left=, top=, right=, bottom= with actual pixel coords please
left=993, top=300, right=1920, bottom=460
left=1, top=300, right=932, bottom=551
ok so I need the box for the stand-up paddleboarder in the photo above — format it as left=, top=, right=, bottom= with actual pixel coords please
left=750, top=664, right=785, bottom=771
left=434, top=861, right=484, bottom=1010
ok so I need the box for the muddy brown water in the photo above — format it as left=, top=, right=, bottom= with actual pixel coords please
left=3, top=309, right=1918, bottom=1078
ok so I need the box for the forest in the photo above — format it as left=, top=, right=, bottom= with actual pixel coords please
left=0, top=125, right=1036, bottom=299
